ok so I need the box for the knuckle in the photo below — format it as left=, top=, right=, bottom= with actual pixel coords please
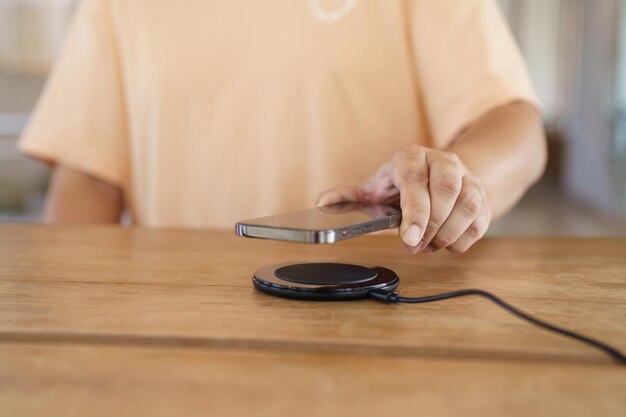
left=426, top=218, right=443, bottom=232
left=420, top=219, right=442, bottom=243
left=432, top=174, right=462, bottom=195
left=394, top=165, right=428, bottom=187
left=457, top=189, right=482, bottom=218
left=392, top=146, right=429, bottom=186
left=403, top=169, right=429, bottom=185
left=465, top=221, right=485, bottom=240
left=431, top=233, right=454, bottom=250
left=448, top=231, right=480, bottom=253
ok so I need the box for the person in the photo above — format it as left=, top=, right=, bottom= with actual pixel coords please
left=19, top=0, right=546, bottom=254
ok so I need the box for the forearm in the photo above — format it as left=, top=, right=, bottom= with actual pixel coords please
left=44, top=165, right=123, bottom=224
left=447, top=101, right=547, bottom=218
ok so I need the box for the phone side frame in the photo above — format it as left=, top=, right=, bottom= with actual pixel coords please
left=235, top=214, right=402, bottom=244
left=235, top=224, right=335, bottom=243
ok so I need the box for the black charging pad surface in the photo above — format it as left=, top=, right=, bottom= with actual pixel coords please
left=275, top=263, right=377, bottom=285
left=253, top=262, right=399, bottom=301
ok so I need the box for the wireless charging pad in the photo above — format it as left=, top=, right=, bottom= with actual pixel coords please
left=252, top=262, right=399, bottom=301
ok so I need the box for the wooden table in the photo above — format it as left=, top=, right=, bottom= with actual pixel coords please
left=0, top=224, right=624, bottom=416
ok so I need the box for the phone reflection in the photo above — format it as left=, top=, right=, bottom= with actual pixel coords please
left=318, top=202, right=401, bottom=218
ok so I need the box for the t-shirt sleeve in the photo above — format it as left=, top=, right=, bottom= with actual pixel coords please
left=19, top=0, right=128, bottom=186
left=410, top=0, right=542, bottom=148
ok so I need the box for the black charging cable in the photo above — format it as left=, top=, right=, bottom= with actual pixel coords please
left=369, top=288, right=626, bottom=365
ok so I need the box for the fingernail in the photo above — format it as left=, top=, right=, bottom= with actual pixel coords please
left=403, top=224, right=422, bottom=247
left=316, top=195, right=331, bottom=207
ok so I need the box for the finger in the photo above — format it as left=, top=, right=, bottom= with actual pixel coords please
left=429, top=176, right=483, bottom=251
left=315, top=187, right=363, bottom=207
left=420, top=153, right=463, bottom=247
left=404, top=242, right=421, bottom=254
left=447, top=203, right=491, bottom=253
left=360, top=162, right=401, bottom=205
left=317, top=162, right=400, bottom=208
left=389, top=148, right=431, bottom=248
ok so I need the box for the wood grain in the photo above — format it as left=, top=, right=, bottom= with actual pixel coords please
left=0, top=225, right=625, bottom=363
left=1, top=343, right=624, bottom=417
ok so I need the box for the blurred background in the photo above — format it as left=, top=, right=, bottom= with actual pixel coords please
left=0, top=0, right=625, bottom=235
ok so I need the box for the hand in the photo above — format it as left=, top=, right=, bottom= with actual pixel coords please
left=316, top=145, right=491, bottom=253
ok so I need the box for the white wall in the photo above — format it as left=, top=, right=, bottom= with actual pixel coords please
left=499, top=0, right=562, bottom=125
left=0, top=0, right=75, bottom=75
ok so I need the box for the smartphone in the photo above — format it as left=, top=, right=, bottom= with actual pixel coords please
left=235, top=202, right=402, bottom=244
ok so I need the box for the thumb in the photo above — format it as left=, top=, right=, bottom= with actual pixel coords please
left=315, top=186, right=363, bottom=207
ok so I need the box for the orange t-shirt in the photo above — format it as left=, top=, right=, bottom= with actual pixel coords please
left=20, top=0, right=539, bottom=228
